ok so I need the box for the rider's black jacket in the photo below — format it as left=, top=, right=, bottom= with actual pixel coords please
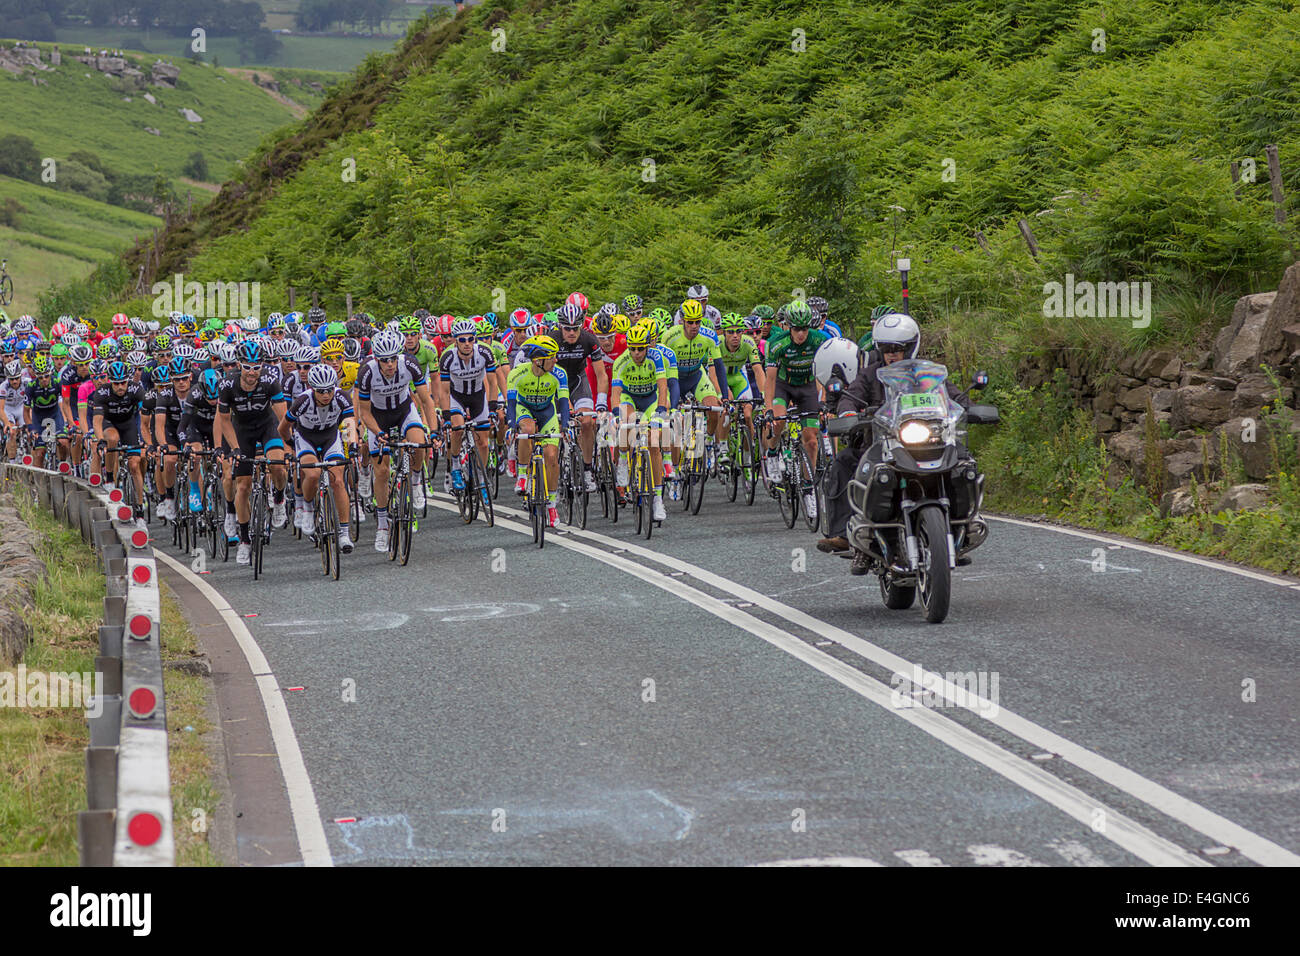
left=832, top=358, right=971, bottom=448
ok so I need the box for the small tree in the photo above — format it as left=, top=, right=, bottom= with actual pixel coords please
left=183, top=150, right=210, bottom=181
left=0, top=134, right=41, bottom=183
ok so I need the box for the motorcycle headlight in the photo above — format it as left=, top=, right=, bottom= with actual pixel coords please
left=898, top=420, right=934, bottom=445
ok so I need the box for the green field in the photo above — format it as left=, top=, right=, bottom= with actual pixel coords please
left=49, top=26, right=400, bottom=72
left=0, top=41, right=304, bottom=185
left=0, top=176, right=159, bottom=318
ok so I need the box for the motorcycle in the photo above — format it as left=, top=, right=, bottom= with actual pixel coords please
left=828, top=359, right=999, bottom=624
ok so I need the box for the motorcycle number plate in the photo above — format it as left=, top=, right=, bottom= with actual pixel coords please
left=899, top=393, right=943, bottom=411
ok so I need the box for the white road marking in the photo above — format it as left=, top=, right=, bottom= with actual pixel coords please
left=968, top=844, right=1045, bottom=866
left=1049, top=839, right=1107, bottom=867
left=753, top=857, right=884, bottom=867
left=1070, top=558, right=1141, bottom=573
left=895, top=849, right=947, bottom=866
left=987, top=514, right=1300, bottom=589
left=496, top=505, right=1300, bottom=868
left=151, top=548, right=333, bottom=867
left=435, top=500, right=1206, bottom=866
left=646, top=790, right=696, bottom=840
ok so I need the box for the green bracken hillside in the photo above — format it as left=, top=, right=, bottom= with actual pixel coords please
left=65, top=0, right=1300, bottom=366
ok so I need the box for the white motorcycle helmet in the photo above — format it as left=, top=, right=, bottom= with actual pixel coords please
left=814, top=337, right=860, bottom=388
left=872, top=313, right=920, bottom=359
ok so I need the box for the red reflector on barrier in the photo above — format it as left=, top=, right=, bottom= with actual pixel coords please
left=128, top=686, right=157, bottom=718
left=127, top=811, right=163, bottom=846
left=128, top=614, right=152, bottom=639
left=130, top=529, right=148, bottom=548
left=59, top=461, right=70, bottom=474
left=117, top=506, right=133, bottom=522
left=89, top=473, right=102, bottom=486
left=108, top=487, right=122, bottom=502
left=21, top=455, right=32, bottom=465
left=132, top=564, right=152, bottom=585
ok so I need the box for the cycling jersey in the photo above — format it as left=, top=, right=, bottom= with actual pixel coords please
left=506, top=362, right=571, bottom=436
left=179, top=392, right=218, bottom=444
left=439, top=343, right=497, bottom=395
left=152, top=389, right=186, bottom=444
left=766, top=329, right=831, bottom=386
left=611, top=349, right=667, bottom=412
left=544, top=327, right=605, bottom=408
left=1, top=381, right=24, bottom=425
left=357, top=356, right=425, bottom=413
left=406, top=338, right=441, bottom=379
left=92, top=382, right=147, bottom=426
left=660, top=325, right=723, bottom=400
left=218, top=372, right=285, bottom=426
left=287, top=389, right=353, bottom=459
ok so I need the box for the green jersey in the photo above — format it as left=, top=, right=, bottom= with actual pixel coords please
left=765, top=329, right=831, bottom=386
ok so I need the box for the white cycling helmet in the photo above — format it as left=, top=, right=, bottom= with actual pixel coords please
left=371, top=329, right=404, bottom=358
left=307, top=364, right=339, bottom=390
left=813, top=337, right=860, bottom=388
left=872, top=313, right=920, bottom=359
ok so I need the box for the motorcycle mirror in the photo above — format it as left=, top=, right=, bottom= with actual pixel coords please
left=966, top=403, right=1000, bottom=425
left=970, top=371, right=989, bottom=391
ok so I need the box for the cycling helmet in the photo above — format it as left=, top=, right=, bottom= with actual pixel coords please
left=130, top=317, right=147, bottom=334
left=807, top=295, right=829, bottom=318
left=237, top=340, right=263, bottom=364
left=108, top=360, right=129, bottom=382
left=521, top=335, right=559, bottom=360
left=813, top=338, right=859, bottom=388
left=308, top=364, right=339, bottom=390
left=117, top=333, right=136, bottom=352
left=50, top=321, right=67, bottom=340
left=89, top=359, right=107, bottom=378
left=371, top=329, right=403, bottom=358
left=200, top=368, right=221, bottom=401
left=591, top=312, right=615, bottom=336
left=307, top=306, right=326, bottom=326
left=127, top=350, right=150, bottom=369
left=421, top=313, right=440, bottom=337
left=449, top=317, right=477, bottom=339
left=31, top=353, right=51, bottom=376
left=647, top=306, right=672, bottom=326
left=612, top=313, right=631, bottom=334
left=752, top=304, right=775, bottom=322
left=151, top=363, right=172, bottom=386
left=70, top=343, right=93, bottom=364
left=50, top=343, right=69, bottom=359
left=680, top=299, right=705, bottom=323
left=437, top=314, right=455, bottom=337
left=169, top=355, right=191, bottom=378
left=786, top=301, right=814, bottom=329
left=565, top=292, right=589, bottom=313
left=621, top=294, right=643, bottom=315
left=873, top=313, right=920, bottom=359
left=4, top=360, right=21, bottom=379
left=686, top=283, right=709, bottom=300
left=320, top=338, right=345, bottom=360
left=719, top=312, right=746, bottom=332
left=111, top=313, right=129, bottom=330
left=342, top=339, right=362, bottom=362
left=475, top=318, right=496, bottom=338
left=217, top=343, right=238, bottom=365
left=508, top=308, right=531, bottom=331
left=153, top=332, right=172, bottom=352
left=656, top=312, right=675, bottom=338
left=556, top=303, right=583, bottom=327
left=324, top=321, right=346, bottom=339
left=626, top=323, right=652, bottom=348
left=266, top=312, right=285, bottom=328
left=175, top=343, right=197, bottom=363
left=346, top=318, right=369, bottom=339
left=412, top=308, right=431, bottom=321
left=295, top=343, right=317, bottom=363
left=285, top=310, right=304, bottom=328
left=96, top=340, right=119, bottom=360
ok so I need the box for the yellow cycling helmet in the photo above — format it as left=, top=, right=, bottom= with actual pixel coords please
left=320, top=339, right=345, bottom=359
left=626, top=323, right=652, bottom=348
left=680, top=299, right=704, bottom=322
left=523, top=334, right=559, bottom=359
left=612, top=313, right=631, bottom=334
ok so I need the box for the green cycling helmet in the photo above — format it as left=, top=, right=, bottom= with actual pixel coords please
left=647, top=307, right=672, bottom=327
left=475, top=318, right=495, bottom=337
left=719, top=311, right=746, bottom=332
left=657, top=312, right=676, bottom=337
left=786, top=301, right=814, bottom=329
left=154, top=332, right=172, bottom=352
left=870, top=304, right=893, bottom=323
left=326, top=321, right=347, bottom=338
left=50, top=342, right=69, bottom=358
left=397, top=314, right=421, bottom=335
left=97, top=340, right=120, bottom=359
left=752, top=304, right=775, bottom=321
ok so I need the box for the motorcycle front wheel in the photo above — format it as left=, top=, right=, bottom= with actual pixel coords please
left=915, top=505, right=952, bottom=624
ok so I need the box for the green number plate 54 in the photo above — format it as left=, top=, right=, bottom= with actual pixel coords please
left=899, top=393, right=943, bottom=411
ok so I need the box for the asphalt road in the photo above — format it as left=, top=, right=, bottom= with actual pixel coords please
left=158, top=473, right=1300, bottom=867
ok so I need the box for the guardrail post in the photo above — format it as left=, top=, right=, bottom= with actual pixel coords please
left=78, top=811, right=116, bottom=867
left=86, top=747, right=119, bottom=810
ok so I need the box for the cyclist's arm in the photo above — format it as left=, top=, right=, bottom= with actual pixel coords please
left=93, top=411, right=105, bottom=442
left=414, top=381, right=438, bottom=434
left=151, top=409, right=167, bottom=448
left=355, top=395, right=382, bottom=439
left=277, top=412, right=292, bottom=446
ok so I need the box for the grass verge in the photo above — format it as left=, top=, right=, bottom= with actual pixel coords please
left=0, top=493, right=101, bottom=866
left=159, top=580, right=222, bottom=866
left=972, top=374, right=1300, bottom=577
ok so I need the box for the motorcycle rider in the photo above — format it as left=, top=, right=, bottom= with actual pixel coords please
left=814, top=313, right=972, bottom=573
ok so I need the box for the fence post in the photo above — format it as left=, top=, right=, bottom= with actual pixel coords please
left=312, top=290, right=319, bottom=309
left=288, top=286, right=296, bottom=309
left=1017, top=219, right=1040, bottom=259
left=346, top=292, right=353, bottom=316
left=1265, top=145, right=1287, bottom=223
